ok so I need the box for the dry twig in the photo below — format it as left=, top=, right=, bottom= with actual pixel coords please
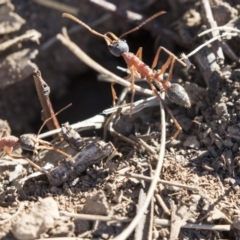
left=114, top=94, right=166, bottom=240
left=154, top=218, right=231, bottom=231
left=0, top=29, right=41, bottom=52
left=201, top=0, right=224, bottom=63
left=33, top=0, right=78, bottom=15
left=119, top=172, right=199, bottom=191
left=33, top=69, right=61, bottom=135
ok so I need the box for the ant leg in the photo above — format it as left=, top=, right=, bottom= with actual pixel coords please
left=152, top=46, right=186, bottom=73
left=127, top=47, right=144, bottom=113
left=129, top=66, right=137, bottom=115
left=166, top=57, right=176, bottom=83
left=135, top=47, right=143, bottom=60
left=36, top=145, right=73, bottom=160
left=127, top=47, right=144, bottom=114
left=7, top=152, right=49, bottom=175
left=1, top=129, right=8, bottom=138
left=111, top=83, right=118, bottom=107
left=151, top=47, right=175, bottom=80
left=146, top=77, right=182, bottom=139
left=156, top=55, right=173, bottom=77
left=5, top=146, right=13, bottom=156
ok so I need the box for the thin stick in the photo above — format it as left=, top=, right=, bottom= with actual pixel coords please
left=60, top=211, right=131, bottom=222
left=38, top=114, right=106, bottom=139
left=114, top=93, right=166, bottom=240
left=198, top=26, right=240, bottom=37
left=201, top=0, right=224, bottom=62
left=185, top=32, right=237, bottom=59
left=119, top=172, right=199, bottom=191
left=154, top=218, right=231, bottom=231
left=136, top=138, right=157, bottom=155
left=155, top=194, right=171, bottom=216
left=33, top=69, right=61, bottom=136
left=0, top=30, right=41, bottom=52
left=33, top=0, right=78, bottom=15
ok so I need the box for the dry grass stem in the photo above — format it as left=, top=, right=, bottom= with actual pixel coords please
left=119, top=172, right=199, bottom=191
left=154, top=218, right=231, bottom=231
left=33, top=0, right=78, bottom=15
left=114, top=93, right=166, bottom=240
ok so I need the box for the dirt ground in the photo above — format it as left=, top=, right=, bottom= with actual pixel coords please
left=1, top=0, right=240, bottom=239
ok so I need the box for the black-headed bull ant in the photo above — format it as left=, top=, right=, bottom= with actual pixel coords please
left=63, top=11, right=191, bottom=139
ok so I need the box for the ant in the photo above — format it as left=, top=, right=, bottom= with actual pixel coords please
left=0, top=106, right=74, bottom=174
left=62, top=11, right=191, bottom=139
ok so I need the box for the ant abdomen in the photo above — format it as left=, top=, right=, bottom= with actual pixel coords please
left=19, top=134, right=37, bottom=151
left=166, top=83, right=191, bottom=108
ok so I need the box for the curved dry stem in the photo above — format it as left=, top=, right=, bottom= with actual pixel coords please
left=198, top=26, right=240, bottom=37
left=114, top=93, right=166, bottom=240
left=185, top=32, right=237, bottom=59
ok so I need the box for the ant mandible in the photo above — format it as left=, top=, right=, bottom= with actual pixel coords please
left=62, top=11, right=191, bottom=139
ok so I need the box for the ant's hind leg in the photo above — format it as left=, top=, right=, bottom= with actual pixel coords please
left=166, top=57, right=176, bottom=83
left=147, top=78, right=182, bottom=139
left=111, top=83, right=118, bottom=107
left=151, top=47, right=174, bottom=78
left=153, top=46, right=186, bottom=67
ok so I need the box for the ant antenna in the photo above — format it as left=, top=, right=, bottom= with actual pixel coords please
left=119, top=11, right=166, bottom=39
left=37, top=103, right=72, bottom=136
left=62, top=13, right=112, bottom=45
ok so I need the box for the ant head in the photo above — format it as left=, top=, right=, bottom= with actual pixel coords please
left=104, top=32, right=129, bottom=57
left=108, top=39, right=129, bottom=57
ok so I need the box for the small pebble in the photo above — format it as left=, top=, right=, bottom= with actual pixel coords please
left=183, top=136, right=200, bottom=149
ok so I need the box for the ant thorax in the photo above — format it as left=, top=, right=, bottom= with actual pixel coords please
left=108, top=39, right=129, bottom=57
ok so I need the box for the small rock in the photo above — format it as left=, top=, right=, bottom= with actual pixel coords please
left=12, top=197, right=59, bottom=240
left=83, top=191, right=110, bottom=216
left=9, top=164, right=23, bottom=182
left=178, top=117, right=192, bottom=131
left=214, top=139, right=223, bottom=149
left=223, top=138, right=233, bottom=148
left=0, top=212, right=11, bottom=220
left=233, top=215, right=240, bottom=230
left=215, top=102, right=228, bottom=117
left=74, top=219, right=90, bottom=235
left=183, top=136, right=200, bottom=149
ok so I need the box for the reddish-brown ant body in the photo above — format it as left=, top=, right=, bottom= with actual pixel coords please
left=62, top=12, right=191, bottom=138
